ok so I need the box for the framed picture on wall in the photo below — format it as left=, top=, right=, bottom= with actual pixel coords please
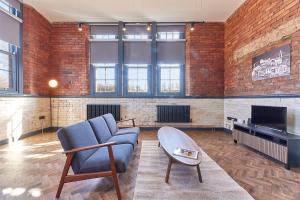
left=252, top=44, right=291, bottom=81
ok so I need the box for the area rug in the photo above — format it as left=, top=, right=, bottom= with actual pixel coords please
left=133, top=140, right=254, bottom=200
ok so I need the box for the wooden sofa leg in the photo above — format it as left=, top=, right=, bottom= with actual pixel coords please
left=136, top=140, right=139, bottom=144
left=112, top=171, right=121, bottom=200
left=56, top=153, right=74, bottom=199
left=108, top=145, right=122, bottom=200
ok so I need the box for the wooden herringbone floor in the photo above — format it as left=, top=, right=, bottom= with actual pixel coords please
left=0, top=130, right=299, bottom=200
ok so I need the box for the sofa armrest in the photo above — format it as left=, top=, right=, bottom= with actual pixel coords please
left=63, top=142, right=116, bottom=154
left=117, top=118, right=136, bottom=127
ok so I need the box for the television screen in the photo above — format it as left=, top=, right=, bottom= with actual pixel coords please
left=251, top=105, right=287, bottom=131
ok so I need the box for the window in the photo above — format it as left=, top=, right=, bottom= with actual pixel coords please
left=0, top=0, right=22, bottom=94
left=124, top=25, right=151, bottom=95
left=0, top=0, right=21, bottom=18
left=123, top=24, right=152, bottom=41
left=156, top=25, right=185, bottom=40
left=94, top=64, right=116, bottom=93
left=156, top=25, right=185, bottom=95
left=89, top=23, right=186, bottom=97
left=156, top=32, right=184, bottom=40
left=90, top=25, right=118, bottom=40
left=90, top=25, right=119, bottom=95
left=159, top=64, right=180, bottom=93
left=126, top=64, right=148, bottom=93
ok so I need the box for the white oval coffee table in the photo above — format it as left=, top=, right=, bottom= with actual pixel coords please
left=157, top=126, right=203, bottom=183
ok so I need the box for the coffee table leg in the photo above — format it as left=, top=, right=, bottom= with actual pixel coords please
left=197, top=165, right=203, bottom=183
left=165, top=158, right=173, bottom=183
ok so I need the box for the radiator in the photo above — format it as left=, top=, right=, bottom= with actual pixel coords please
left=87, top=104, right=121, bottom=121
left=157, top=105, right=191, bottom=123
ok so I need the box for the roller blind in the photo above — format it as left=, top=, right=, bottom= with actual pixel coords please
left=90, top=42, right=118, bottom=63
left=157, top=42, right=185, bottom=64
left=124, top=41, right=151, bottom=64
left=0, top=10, right=20, bottom=46
left=125, top=25, right=151, bottom=36
left=91, top=25, right=118, bottom=35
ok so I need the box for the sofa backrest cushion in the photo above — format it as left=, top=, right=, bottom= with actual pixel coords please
left=57, top=121, right=99, bottom=173
left=88, top=116, right=113, bottom=143
left=103, top=113, right=118, bottom=134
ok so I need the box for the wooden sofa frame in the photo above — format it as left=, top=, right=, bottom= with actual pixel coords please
left=56, top=141, right=121, bottom=200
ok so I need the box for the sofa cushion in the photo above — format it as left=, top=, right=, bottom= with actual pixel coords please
left=59, top=121, right=99, bottom=173
left=116, top=127, right=140, bottom=136
left=88, top=116, right=112, bottom=143
left=57, top=128, right=72, bottom=151
left=107, top=133, right=138, bottom=147
left=79, top=144, right=133, bottom=173
left=103, top=113, right=119, bottom=134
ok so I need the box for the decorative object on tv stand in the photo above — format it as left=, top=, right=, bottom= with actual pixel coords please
left=252, top=44, right=291, bottom=81
left=48, top=80, right=59, bottom=130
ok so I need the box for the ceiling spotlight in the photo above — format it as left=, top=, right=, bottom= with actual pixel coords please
left=190, top=22, right=195, bottom=31
left=146, top=23, right=151, bottom=31
left=78, top=23, right=83, bottom=32
left=122, top=23, right=126, bottom=31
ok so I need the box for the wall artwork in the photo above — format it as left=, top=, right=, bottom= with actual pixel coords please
left=252, top=44, right=291, bottom=81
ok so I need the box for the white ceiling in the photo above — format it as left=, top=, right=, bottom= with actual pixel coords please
left=23, top=0, right=245, bottom=23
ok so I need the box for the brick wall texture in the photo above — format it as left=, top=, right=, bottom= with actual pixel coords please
left=22, top=5, right=225, bottom=97
left=186, top=23, right=224, bottom=96
left=23, top=5, right=52, bottom=95
left=224, top=0, right=300, bottom=96
left=23, top=0, right=300, bottom=97
left=49, top=23, right=90, bottom=96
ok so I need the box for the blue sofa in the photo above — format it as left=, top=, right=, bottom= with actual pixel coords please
left=56, top=114, right=140, bottom=199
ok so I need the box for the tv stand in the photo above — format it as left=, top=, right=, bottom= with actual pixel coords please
left=233, top=123, right=300, bottom=169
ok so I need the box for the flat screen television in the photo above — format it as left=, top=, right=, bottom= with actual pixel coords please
left=251, top=105, right=287, bottom=131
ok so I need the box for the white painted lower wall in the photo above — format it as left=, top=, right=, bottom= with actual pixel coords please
left=51, top=98, right=224, bottom=128
left=1, top=96, right=299, bottom=143
left=224, top=98, right=300, bottom=135
left=0, top=97, right=51, bottom=142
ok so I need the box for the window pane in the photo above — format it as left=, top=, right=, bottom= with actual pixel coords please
left=170, top=80, right=180, bottom=92
left=128, top=68, right=138, bottom=80
left=161, top=80, right=170, bottom=92
left=171, top=68, right=180, bottom=79
left=128, top=80, right=138, bottom=92
left=138, top=68, right=147, bottom=80
left=159, top=64, right=181, bottom=93
left=95, top=80, right=106, bottom=92
left=161, top=68, right=170, bottom=80
left=106, top=68, right=115, bottom=80
left=0, top=70, right=11, bottom=89
left=106, top=80, right=115, bottom=92
left=0, top=53, right=10, bottom=70
left=0, top=40, right=9, bottom=52
left=95, top=68, right=105, bottom=80
left=95, top=65, right=116, bottom=93
left=138, top=80, right=147, bottom=92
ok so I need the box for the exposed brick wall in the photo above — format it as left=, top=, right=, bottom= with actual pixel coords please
left=22, top=7, right=225, bottom=97
left=49, top=23, right=90, bottom=96
left=186, top=23, right=224, bottom=96
left=224, top=0, right=300, bottom=96
left=23, top=5, right=52, bottom=95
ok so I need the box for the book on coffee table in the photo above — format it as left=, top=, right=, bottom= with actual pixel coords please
left=173, top=147, right=199, bottom=160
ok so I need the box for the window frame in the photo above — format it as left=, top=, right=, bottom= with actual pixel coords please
left=0, top=0, right=22, bottom=95
left=157, top=64, right=185, bottom=96
left=90, top=63, right=120, bottom=97
left=123, top=64, right=152, bottom=97
left=89, top=22, right=186, bottom=97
